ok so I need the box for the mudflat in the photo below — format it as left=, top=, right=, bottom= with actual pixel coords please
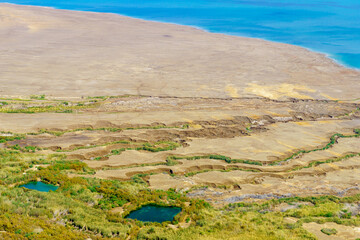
left=0, top=3, right=359, bottom=100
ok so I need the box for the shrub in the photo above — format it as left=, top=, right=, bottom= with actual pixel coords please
left=321, top=228, right=337, bottom=235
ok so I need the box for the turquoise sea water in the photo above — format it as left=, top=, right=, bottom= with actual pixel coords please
left=2, top=0, right=360, bottom=69
left=20, top=181, right=58, bottom=192
left=126, top=205, right=182, bottom=222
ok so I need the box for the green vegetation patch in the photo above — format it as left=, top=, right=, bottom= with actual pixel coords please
left=0, top=133, right=25, bottom=143
left=0, top=96, right=101, bottom=113
left=321, top=228, right=338, bottom=235
left=1, top=116, right=360, bottom=239
left=30, top=94, right=46, bottom=100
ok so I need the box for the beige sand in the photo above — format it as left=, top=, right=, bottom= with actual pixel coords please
left=0, top=3, right=359, bottom=100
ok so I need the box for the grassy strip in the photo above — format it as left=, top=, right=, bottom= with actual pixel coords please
left=1, top=124, right=188, bottom=151
left=269, top=128, right=360, bottom=166
left=3, top=135, right=182, bottom=157
left=167, top=155, right=263, bottom=166
left=0, top=103, right=99, bottom=113
left=177, top=152, right=360, bottom=178
left=30, top=94, right=46, bottom=100
left=87, top=94, right=140, bottom=100
left=0, top=95, right=105, bottom=113
left=184, top=167, right=260, bottom=177
left=19, top=123, right=188, bottom=137
left=290, top=152, right=360, bottom=172
left=56, top=140, right=133, bottom=153
left=9, top=145, right=41, bottom=153
left=99, top=162, right=168, bottom=171
left=93, top=141, right=182, bottom=161
left=0, top=94, right=176, bottom=114
left=166, top=129, right=360, bottom=167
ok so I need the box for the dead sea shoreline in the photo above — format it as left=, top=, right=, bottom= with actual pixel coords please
left=2, top=2, right=359, bottom=72
left=0, top=3, right=359, bottom=100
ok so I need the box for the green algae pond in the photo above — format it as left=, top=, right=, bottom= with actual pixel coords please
left=126, top=205, right=182, bottom=223
left=20, top=181, right=58, bottom=192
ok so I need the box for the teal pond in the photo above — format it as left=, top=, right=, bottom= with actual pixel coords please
left=20, top=181, right=58, bottom=192
left=126, top=205, right=182, bottom=223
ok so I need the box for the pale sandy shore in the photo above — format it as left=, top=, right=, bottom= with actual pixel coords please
left=0, top=3, right=359, bottom=100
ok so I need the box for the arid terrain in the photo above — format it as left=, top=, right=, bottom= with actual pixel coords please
left=1, top=3, right=360, bottom=240
left=1, top=3, right=360, bottom=100
left=2, top=95, right=360, bottom=204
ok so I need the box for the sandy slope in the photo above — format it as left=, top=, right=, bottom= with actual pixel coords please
left=0, top=3, right=359, bottom=100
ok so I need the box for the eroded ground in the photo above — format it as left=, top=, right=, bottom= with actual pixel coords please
left=1, top=95, right=359, bottom=210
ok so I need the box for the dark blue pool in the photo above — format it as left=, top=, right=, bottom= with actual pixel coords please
left=126, top=205, right=182, bottom=223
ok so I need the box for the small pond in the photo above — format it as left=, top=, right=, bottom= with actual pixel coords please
left=20, top=181, right=58, bottom=192
left=126, top=205, right=182, bottom=223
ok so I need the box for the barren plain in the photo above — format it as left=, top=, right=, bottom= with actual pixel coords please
left=1, top=3, right=360, bottom=239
